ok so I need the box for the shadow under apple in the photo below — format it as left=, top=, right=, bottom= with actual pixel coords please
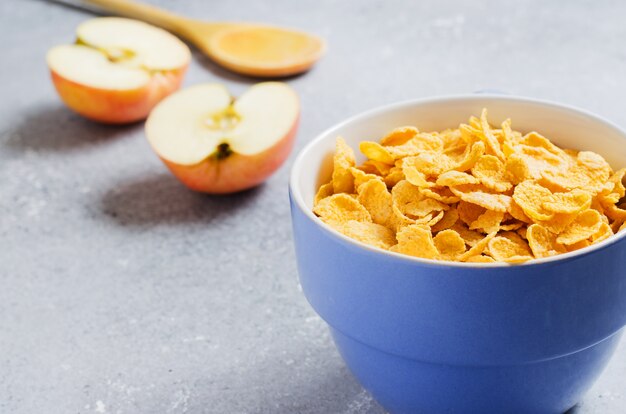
left=3, top=105, right=136, bottom=153
left=100, top=172, right=263, bottom=226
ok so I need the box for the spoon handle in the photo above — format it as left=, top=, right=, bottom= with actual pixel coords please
left=79, top=0, right=190, bottom=34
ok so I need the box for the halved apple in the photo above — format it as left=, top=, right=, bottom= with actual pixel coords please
left=47, top=18, right=191, bottom=124
left=145, top=82, right=299, bottom=194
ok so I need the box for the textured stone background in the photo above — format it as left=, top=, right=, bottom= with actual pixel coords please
left=1, top=0, right=625, bottom=413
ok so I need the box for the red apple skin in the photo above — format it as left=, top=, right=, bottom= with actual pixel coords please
left=161, top=115, right=299, bottom=194
left=49, top=65, right=188, bottom=124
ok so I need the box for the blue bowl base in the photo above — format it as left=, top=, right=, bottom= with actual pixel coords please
left=331, top=327, right=623, bottom=414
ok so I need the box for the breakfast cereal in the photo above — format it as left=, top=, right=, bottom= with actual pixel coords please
left=313, top=109, right=626, bottom=263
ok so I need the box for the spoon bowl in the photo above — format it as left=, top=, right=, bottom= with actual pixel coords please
left=189, top=23, right=326, bottom=78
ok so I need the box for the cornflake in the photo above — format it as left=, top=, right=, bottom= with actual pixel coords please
left=313, top=110, right=626, bottom=263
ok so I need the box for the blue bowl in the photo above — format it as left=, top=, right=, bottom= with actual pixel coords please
left=289, top=95, right=626, bottom=414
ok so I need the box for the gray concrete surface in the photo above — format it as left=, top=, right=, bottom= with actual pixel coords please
left=1, top=0, right=626, bottom=412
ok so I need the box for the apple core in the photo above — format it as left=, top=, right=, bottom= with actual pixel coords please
left=205, top=105, right=241, bottom=132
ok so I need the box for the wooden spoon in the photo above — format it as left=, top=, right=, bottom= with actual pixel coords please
left=75, top=0, right=326, bottom=77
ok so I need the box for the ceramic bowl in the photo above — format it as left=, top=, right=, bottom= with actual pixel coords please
left=289, top=95, right=626, bottom=414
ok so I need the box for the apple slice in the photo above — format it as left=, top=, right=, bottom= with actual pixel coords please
left=47, top=17, right=191, bottom=124
left=145, top=82, right=299, bottom=194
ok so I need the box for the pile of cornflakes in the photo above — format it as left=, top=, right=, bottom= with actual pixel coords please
left=313, top=109, right=626, bottom=263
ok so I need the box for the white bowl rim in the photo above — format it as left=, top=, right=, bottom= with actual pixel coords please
left=289, top=93, right=626, bottom=268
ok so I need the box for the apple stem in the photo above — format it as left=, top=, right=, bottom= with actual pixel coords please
left=215, top=143, right=232, bottom=160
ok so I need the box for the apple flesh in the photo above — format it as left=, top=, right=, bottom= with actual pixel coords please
left=145, top=82, right=299, bottom=194
left=47, top=18, right=191, bottom=124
